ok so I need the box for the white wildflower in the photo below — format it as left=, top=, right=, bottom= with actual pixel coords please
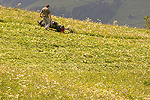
left=17, top=3, right=21, bottom=8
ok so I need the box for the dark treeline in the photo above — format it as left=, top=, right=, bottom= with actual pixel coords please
left=29, top=0, right=122, bottom=23
left=72, top=0, right=122, bottom=23
left=51, top=6, right=72, bottom=18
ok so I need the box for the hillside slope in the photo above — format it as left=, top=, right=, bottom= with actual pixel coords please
left=0, top=6, right=150, bottom=99
left=110, top=0, right=150, bottom=28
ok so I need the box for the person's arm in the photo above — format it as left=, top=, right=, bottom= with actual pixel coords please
left=40, top=9, right=43, bottom=17
left=49, top=13, right=52, bottom=20
left=40, top=12, right=42, bottom=17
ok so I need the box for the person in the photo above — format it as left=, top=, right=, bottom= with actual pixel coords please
left=40, top=4, right=52, bottom=30
left=37, top=19, right=73, bottom=33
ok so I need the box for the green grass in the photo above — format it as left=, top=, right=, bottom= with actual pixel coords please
left=0, top=6, right=150, bottom=99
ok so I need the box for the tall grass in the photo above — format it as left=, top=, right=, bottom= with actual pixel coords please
left=0, top=6, right=150, bottom=99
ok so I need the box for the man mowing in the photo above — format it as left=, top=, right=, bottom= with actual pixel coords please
left=40, top=4, right=52, bottom=30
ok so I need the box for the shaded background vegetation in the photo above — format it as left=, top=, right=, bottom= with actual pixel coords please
left=72, top=0, right=122, bottom=23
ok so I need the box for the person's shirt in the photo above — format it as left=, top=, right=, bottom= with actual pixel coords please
left=41, top=7, right=51, bottom=18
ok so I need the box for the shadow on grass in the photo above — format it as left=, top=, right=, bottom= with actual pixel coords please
left=0, top=20, right=4, bottom=22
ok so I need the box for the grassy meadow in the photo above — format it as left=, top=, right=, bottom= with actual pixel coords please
left=0, top=6, right=150, bottom=99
